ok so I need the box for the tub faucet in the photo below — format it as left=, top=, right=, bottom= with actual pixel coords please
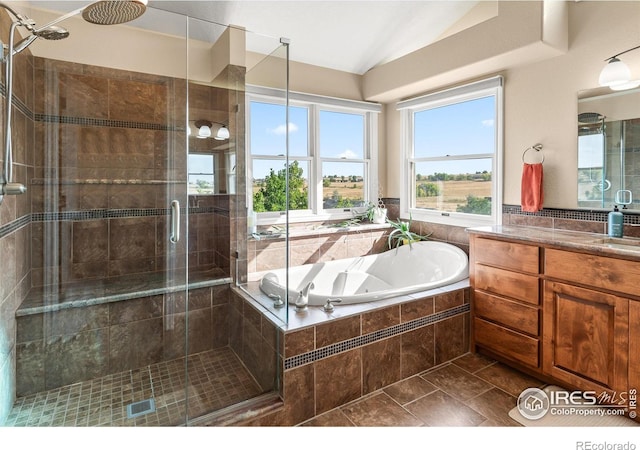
left=295, top=282, right=314, bottom=311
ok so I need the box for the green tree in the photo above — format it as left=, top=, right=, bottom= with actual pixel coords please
left=416, top=182, right=440, bottom=197
left=456, top=195, right=491, bottom=215
left=253, top=160, right=308, bottom=212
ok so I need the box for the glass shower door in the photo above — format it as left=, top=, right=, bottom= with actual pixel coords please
left=7, top=5, right=192, bottom=426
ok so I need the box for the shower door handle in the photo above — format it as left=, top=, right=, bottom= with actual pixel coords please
left=170, top=200, right=180, bottom=244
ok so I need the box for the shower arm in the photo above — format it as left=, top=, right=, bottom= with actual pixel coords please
left=0, top=20, right=27, bottom=202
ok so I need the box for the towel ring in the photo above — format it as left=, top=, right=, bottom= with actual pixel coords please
left=522, top=143, right=544, bottom=164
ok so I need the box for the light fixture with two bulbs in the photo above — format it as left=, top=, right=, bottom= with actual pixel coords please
left=193, top=120, right=230, bottom=140
left=598, top=44, right=640, bottom=91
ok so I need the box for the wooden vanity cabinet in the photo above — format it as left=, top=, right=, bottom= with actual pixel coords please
left=470, top=234, right=637, bottom=400
left=470, top=236, right=542, bottom=369
left=542, top=280, right=629, bottom=394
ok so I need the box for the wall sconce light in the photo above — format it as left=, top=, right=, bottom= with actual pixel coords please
left=599, top=44, right=640, bottom=91
left=194, top=119, right=230, bottom=140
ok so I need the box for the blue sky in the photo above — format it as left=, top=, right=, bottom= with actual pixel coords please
left=249, top=102, right=365, bottom=179
left=413, top=95, right=495, bottom=174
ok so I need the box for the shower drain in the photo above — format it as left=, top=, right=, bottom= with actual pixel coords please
left=126, top=398, right=156, bottom=419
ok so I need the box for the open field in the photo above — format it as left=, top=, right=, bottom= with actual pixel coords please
left=323, top=181, right=365, bottom=201
left=416, top=180, right=491, bottom=211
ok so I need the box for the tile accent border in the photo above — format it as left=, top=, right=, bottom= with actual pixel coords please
left=0, top=206, right=228, bottom=239
left=503, top=204, right=640, bottom=225
left=284, top=303, right=469, bottom=370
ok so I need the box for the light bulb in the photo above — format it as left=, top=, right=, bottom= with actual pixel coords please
left=599, top=57, right=632, bottom=87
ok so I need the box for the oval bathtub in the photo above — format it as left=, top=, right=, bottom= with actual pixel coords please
left=259, top=241, right=469, bottom=306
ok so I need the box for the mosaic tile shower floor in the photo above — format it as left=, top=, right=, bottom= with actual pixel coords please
left=6, top=347, right=262, bottom=426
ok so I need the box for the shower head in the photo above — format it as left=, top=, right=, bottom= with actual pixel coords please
left=578, top=112, right=605, bottom=124
left=35, top=26, right=70, bottom=41
left=12, top=26, right=70, bottom=55
left=82, top=1, right=147, bottom=25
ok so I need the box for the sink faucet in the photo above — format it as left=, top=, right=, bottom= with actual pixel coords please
left=295, top=281, right=314, bottom=311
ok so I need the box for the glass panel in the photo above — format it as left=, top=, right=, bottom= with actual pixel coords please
left=319, top=110, right=364, bottom=159
left=413, top=159, right=493, bottom=215
left=2, top=2, right=284, bottom=429
left=253, top=159, right=310, bottom=212
left=4, top=4, right=191, bottom=426
left=187, top=16, right=283, bottom=423
left=414, top=96, right=495, bottom=158
left=250, top=102, right=308, bottom=156
left=243, top=43, right=291, bottom=327
left=322, top=162, right=366, bottom=209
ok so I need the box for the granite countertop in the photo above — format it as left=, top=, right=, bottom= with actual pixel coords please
left=466, top=225, right=640, bottom=260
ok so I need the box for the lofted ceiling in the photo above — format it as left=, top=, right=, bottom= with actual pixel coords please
left=25, top=0, right=480, bottom=75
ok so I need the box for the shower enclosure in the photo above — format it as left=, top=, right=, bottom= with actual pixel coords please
left=0, top=2, right=288, bottom=426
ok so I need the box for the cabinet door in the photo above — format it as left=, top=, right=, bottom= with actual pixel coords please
left=630, top=301, right=640, bottom=404
left=543, top=281, right=628, bottom=394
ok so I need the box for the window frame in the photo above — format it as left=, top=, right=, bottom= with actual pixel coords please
left=247, top=86, right=381, bottom=225
left=397, top=76, right=504, bottom=227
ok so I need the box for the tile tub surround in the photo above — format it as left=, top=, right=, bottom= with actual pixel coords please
left=248, top=216, right=471, bottom=275
left=15, top=279, right=232, bottom=396
left=232, top=281, right=471, bottom=426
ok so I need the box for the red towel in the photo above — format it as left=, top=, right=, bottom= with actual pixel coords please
left=521, top=163, right=543, bottom=212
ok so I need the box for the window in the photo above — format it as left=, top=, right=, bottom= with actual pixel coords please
left=247, top=87, right=381, bottom=223
left=398, top=76, right=503, bottom=226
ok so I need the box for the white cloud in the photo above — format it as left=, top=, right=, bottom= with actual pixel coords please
left=338, top=149, right=358, bottom=159
left=269, top=122, right=299, bottom=135
left=481, top=119, right=494, bottom=127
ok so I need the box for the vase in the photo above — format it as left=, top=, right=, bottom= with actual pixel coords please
left=372, top=207, right=387, bottom=224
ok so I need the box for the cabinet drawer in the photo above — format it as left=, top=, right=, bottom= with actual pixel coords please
left=474, top=290, right=539, bottom=336
left=545, top=248, right=640, bottom=298
left=474, top=237, right=539, bottom=273
left=474, top=318, right=539, bottom=368
left=475, top=264, right=539, bottom=305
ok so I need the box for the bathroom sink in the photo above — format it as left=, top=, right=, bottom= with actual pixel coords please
left=587, top=237, right=640, bottom=251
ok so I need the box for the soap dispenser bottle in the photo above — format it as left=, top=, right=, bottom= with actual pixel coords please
left=608, top=205, right=624, bottom=238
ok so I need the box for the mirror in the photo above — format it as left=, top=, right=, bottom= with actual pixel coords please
left=577, top=87, right=640, bottom=210
left=188, top=134, right=236, bottom=195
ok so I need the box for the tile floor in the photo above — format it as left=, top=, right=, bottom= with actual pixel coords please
left=299, top=352, right=546, bottom=426
left=5, top=347, right=263, bottom=426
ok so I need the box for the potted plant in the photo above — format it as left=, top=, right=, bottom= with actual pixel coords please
left=386, top=215, right=431, bottom=249
left=365, top=200, right=387, bottom=224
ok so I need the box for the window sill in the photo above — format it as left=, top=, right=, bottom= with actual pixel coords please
left=407, top=210, right=497, bottom=228
left=250, top=222, right=391, bottom=241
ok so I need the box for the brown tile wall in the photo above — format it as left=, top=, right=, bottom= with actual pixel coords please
left=229, top=290, right=279, bottom=392
left=15, top=284, right=231, bottom=396
left=248, top=226, right=389, bottom=273
left=236, top=287, right=470, bottom=426
left=29, top=58, right=234, bottom=286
